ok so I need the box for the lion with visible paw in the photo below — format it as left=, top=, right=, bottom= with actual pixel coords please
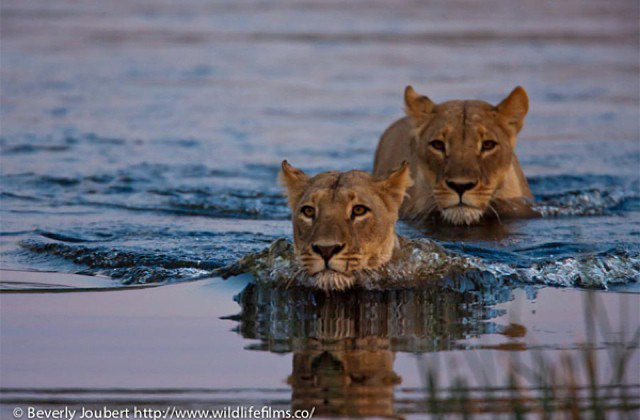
left=279, top=161, right=411, bottom=291
left=374, top=86, right=536, bottom=226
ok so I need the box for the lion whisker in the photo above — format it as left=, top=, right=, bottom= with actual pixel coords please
left=487, top=203, right=503, bottom=225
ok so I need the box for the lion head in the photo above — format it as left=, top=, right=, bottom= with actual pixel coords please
left=405, top=85, right=529, bottom=225
left=279, top=161, right=412, bottom=290
left=288, top=338, right=401, bottom=417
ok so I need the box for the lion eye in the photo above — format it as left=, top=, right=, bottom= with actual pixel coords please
left=429, top=140, right=445, bottom=151
left=300, top=206, right=315, bottom=218
left=482, top=140, right=498, bottom=151
left=351, top=205, right=370, bottom=218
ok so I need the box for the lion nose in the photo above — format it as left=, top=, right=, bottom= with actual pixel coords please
left=446, top=180, right=477, bottom=197
left=312, top=243, right=345, bottom=264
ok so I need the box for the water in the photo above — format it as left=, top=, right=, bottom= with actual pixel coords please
left=1, top=1, right=639, bottom=288
left=1, top=0, right=639, bottom=418
left=1, top=272, right=638, bottom=419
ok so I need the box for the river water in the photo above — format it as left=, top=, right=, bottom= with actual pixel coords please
left=1, top=0, right=639, bottom=418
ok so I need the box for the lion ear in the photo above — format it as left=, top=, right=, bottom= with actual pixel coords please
left=377, top=161, right=413, bottom=209
left=279, top=160, right=309, bottom=210
left=497, top=86, right=529, bottom=135
left=404, top=85, right=435, bottom=125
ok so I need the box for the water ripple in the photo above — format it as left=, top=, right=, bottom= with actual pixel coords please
left=218, top=239, right=640, bottom=291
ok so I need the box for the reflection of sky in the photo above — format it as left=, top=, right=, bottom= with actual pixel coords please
left=1, top=277, right=637, bottom=393
left=0, top=276, right=294, bottom=388
left=417, top=288, right=640, bottom=388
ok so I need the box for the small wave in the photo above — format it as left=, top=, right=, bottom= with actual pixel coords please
left=2, top=144, right=71, bottom=154
left=76, top=194, right=288, bottom=219
left=527, top=173, right=638, bottom=217
left=528, top=174, right=629, bottom=194
left=164, top=191, right=288, bottom=219
left=217, top=239, right=640, bottom=291
left=34, top=230, right=113, bottom=243
left=2, top=166, right=289, bottom=220
left=19, top=240, right=219, bottom=284
left=518, top=251, right=640, bottom=288
left=17, top=227, right=279, bottom=284
left=534, top=189, right=636, bottom=217
left=0, top=192, right=42, bottom=202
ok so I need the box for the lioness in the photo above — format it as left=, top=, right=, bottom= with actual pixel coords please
left=289, top=337, right=400, bottom=417
left=374, top=86, right=535, bottom=226
left=279, top=160, right=412, bottom=291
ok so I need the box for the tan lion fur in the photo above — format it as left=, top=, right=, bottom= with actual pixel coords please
left=374, top=86, right=535, bottom=225
left=279, top=161, right=412, bottom=290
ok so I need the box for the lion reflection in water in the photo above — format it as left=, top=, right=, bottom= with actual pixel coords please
left=289, top=337, right=399, bottom=418
left=228, top=284, right=512, bottom=417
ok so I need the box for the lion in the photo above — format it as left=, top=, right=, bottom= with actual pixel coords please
left=373, top=85, right=536, bottom=226
left=279, top=160, right=412, bottom=291
left=289, top=337, right=400, bottom=418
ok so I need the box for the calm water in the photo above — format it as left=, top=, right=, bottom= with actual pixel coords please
left=1, top=0, right=639, bottom=418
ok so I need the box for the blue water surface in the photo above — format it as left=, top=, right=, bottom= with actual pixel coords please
left=1, top=0, right=639, bottom=289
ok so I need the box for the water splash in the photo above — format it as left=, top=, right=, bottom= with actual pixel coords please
left=218, top=239, right=640, bottom=291
left=534, top=188, right=636, bottom=217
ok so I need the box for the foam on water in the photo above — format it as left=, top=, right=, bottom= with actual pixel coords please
left=218, top=238, right=640, bottom=291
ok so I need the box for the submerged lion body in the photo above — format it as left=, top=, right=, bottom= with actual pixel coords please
left=374, top=87, right=536, bottom=225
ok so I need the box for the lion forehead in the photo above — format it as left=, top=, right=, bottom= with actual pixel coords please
left=296, top=175, right=385, bottom=217
left=317, top=184, right=379, bottom=210
left=425, top=105, right=509, bottom=146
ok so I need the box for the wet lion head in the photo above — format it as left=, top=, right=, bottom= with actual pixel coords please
left=279, top=161, right=411, bottom=291
left=405, top=85, right=529, bottom=225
